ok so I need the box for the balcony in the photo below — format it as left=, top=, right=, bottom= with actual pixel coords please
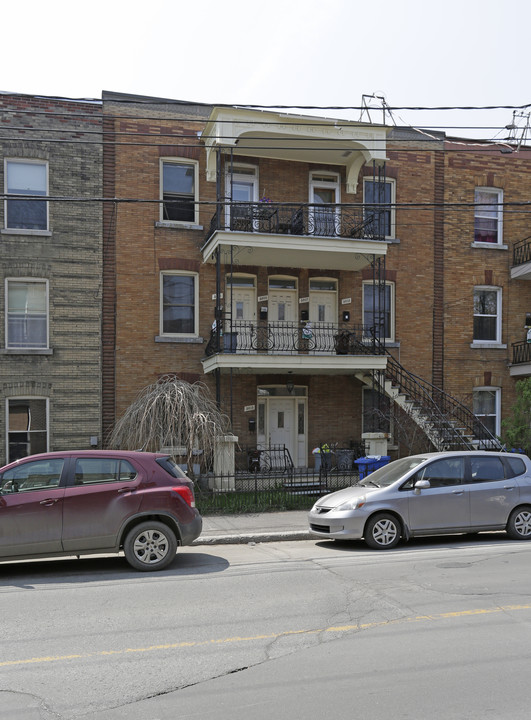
left=511, top=236, right=531, bottom=280
left=510, top=340, right=531, bottom=376
left=201, top=320, right=388, bottom=376
left=201, top=202, right=388, bottom=271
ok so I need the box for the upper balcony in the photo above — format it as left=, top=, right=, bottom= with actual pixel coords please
left=511, top=236, right=531, bottom=280
left=201, top=201, right=388, bottom=271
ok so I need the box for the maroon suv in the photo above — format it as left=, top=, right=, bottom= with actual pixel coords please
left=0, top=450, right=202, bottom=571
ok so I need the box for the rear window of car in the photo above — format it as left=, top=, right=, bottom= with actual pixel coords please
left=156, top=456, right=189, bottom=479
left=470, top=456, right=505, bottom=483
left=504, top=456, right=527, bottom=479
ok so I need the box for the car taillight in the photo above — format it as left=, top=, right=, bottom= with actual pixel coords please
left=172, top=486, right=195, bottom=508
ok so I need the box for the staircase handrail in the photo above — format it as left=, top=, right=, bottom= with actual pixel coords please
left=373, top=340, right=503, bottom=450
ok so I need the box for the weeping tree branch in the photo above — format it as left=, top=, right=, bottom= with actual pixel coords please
left=107, top=376, right=231, bottom=474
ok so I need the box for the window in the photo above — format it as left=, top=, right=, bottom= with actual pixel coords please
left=160, top=272, right=198, bottom=336
left=473, top=388, right=500, bottom=437
left=73, top=458, right=137, bottom=485
left=363, top=281, right=394, bottom=341
left=6, top=279, right=48, bottom=349
left=474, top=188, right=503, bottom=244
left=363, top=178, right=395, bottom=238
left=7, top=398, right=48, bottom=463
left=1, top=458, right=63, bottom=493
left=5, top=159, right=48, bottom=230
left=473, top=287, right=501, bottom=343
left=160, top=160, right=198, bottom=224
left=416, top=457, right=465, bottom=488
left=470, top=456, right=505, bottom=483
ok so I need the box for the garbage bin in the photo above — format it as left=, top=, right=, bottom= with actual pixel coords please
left=355, top=455, right=390, bottom=480
left=312, top=447, right=321, bottom=471
left=335, top=449, right=354, bottom=471
left=248, top=449, right=261, bottom=472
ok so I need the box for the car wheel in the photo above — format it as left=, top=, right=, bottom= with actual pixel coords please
left=506, top=507, right=531, bottom=540
left=124, top=521, right=178, bottom=571
left=364, top=513, right=401, bottom=550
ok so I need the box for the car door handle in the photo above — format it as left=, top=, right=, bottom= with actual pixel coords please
left=117, top=487, right=135, bottom=494
left=503, top=486, right=515, bottom=490
left=451, top=490, right=464, bottom=495
left=40, top=498, right=59, bottom=506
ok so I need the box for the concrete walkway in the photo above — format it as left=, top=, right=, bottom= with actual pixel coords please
left=193, top=510, right=312, bottom=545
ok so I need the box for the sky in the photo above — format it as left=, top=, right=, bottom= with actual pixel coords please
left=3, top=0, right=530, bottom=140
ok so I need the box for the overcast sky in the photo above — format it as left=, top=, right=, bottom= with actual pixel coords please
left=3, top=0, right=529, bottom=140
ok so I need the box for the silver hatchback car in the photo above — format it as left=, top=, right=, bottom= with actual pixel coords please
left=308, top=451, right=531, bottom=549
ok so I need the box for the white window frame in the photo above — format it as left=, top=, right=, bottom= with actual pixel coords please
left=6, top=396, right=49, bottom=463
left=5, top=278, right=49, bottom=350
left=4, top=158, right=49, bottom=232
left=473, top=386, right=501, bottom=440
left=473, top=286, right=502, bottom=346
left=159, top=271, right=199, bottom=338
left=474, top=187, right=503, bottom=245
left=363, top=177, right=396, bottom=239
left=362, top=280, right=395, bottom=343
left=159, top=158, right=199, bottom=225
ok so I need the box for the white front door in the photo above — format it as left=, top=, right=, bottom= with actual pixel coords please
left=257, top=388, right=307, bottom=468
left=226, top=278, right=256, bottom=352
left=268, top=282, right=297, bottom=352
left=309, top=283, right=337, bottom=354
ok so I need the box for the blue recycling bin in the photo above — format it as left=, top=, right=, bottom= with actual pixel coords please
left=355, top=455, right=390, bottom=480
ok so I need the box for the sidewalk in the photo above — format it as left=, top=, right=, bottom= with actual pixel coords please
left=193, top=510, right=312, bottom=545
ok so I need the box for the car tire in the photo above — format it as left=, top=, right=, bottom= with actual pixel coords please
left=506, top=507, right=531, bottom=541
left=364, top=513, right=401, bottom=550
left=124, top=521, right=178, bottom=571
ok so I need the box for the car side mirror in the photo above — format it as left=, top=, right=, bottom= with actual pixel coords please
left=414, top=479, right=430, bottom=495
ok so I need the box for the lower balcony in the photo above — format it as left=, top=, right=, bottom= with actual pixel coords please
left=201, top=320, right=388, bottom=375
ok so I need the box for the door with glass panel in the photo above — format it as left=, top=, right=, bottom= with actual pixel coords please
left=268, top=277, right=297, bottom=352
left=225, top=166, right=258, bottom=231
left=309, top=173, right=340, bottom=236
left=226, top=275, right=256, bottom=352
left=257, top=387, right=308, bottom=468
left=309, top=278, right=337, bottom=353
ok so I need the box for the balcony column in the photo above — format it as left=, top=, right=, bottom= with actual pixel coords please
left=212, top=434, right=239, bottom=491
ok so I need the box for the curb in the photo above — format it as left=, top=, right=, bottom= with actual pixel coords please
left=193, top=530, right=313, bottom=545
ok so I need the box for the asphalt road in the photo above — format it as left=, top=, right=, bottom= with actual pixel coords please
left=1, top=534, right=531, bottom=719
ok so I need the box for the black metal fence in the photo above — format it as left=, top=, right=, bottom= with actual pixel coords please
left=205, top=202, right=387, bottom=243
left=206, top=320, right=384, bottom=357
left=194, top=466, right=359, bottom=515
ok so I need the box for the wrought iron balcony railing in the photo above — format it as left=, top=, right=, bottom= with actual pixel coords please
left=205, top=320, right=385, bottom=357
left=513, top=236, right=531, bottom=266
left=512, top=340, right=531, bottom=365
left=204, top=202, right=387, bottom=243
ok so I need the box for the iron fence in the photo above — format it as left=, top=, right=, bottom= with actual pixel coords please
left=205, top=202, right=387, bottom=243
left=513, top=236, right=531, bottom=266
left=205, top=320, right=384, bottom=357
left=512, top=340, right=531, bottom=365
left=194, top=466, right=359, bottom=515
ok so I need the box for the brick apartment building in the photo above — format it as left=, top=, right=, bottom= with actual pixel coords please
left=3, top=90, right=531, bottom=468
left=0, top=94, right=103, bottom=466
left=101, top=91, right=531, bottom=467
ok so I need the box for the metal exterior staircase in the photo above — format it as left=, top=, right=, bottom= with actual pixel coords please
left=356, top=353, right=504, bottom=452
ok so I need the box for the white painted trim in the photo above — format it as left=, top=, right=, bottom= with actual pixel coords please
left=5, top=396, right=50, bottom=461
left=5, top=277, right=49, bottom=350
left=4, top=157, right=49, bottom=231
left=159, top=270, right=199, bottom=338
left=159, top=157, right=199, bottom=225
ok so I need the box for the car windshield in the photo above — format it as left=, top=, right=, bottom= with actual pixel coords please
left=359, top=456, right=428, bottom=487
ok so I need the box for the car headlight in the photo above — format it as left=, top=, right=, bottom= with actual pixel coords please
left=336, top=495, right=366, bottom=511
